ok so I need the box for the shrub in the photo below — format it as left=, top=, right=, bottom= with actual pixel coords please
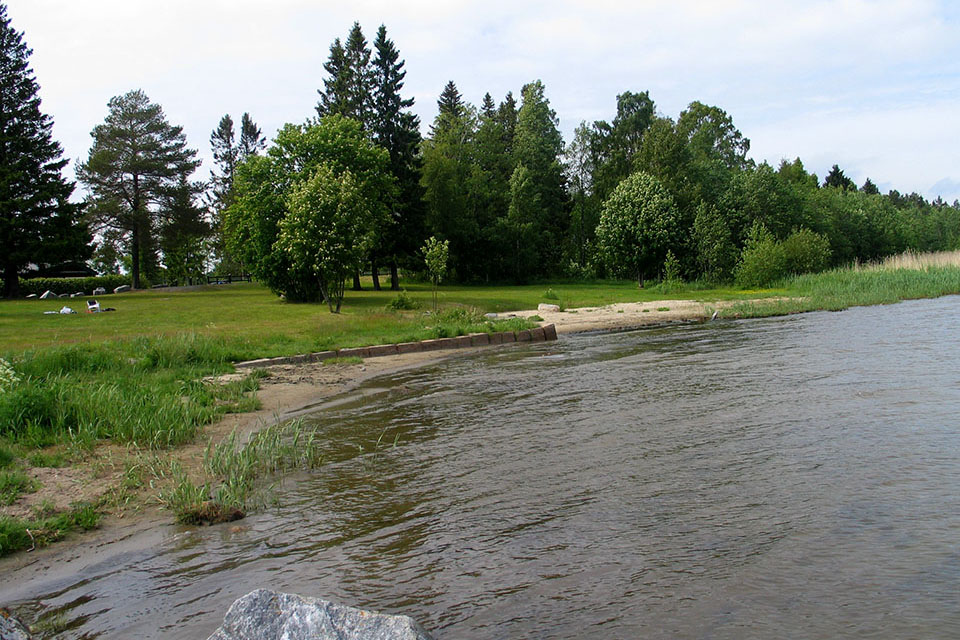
left=17, top=275, right=132, bottom=297
left=735, top=223, right=788, bottom=288
left=387, top=290, right=420, bottom=310
left=782, top=228, right=832, bottom=275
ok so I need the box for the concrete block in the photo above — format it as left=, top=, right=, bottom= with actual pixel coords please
left=454, top=335, right=474, bottom=348
left=470, top=333, right=490, bottom=347
left=500, top=331, right=516, bottom=343
left=529, top=327, right=546, bottom=342
left=542, top=324, right=558, bottom=341
left=488, top=332, right=503, bottom=345
left=368, top=344, right=400, bottom=358
left=419, top=339, right=445, bottom=351
left=337, top=347, right=371, bottom=359
left=516, top=329, right=532, bottom=342
left=311, top=350, right=338, bottom=362
left=396, top=342, right=422, bottom=354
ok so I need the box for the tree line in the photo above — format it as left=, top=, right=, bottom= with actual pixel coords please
left=3, top=5, right=960, bottom=302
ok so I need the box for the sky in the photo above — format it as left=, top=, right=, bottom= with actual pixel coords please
left=7, top=0, right=960, bottom=202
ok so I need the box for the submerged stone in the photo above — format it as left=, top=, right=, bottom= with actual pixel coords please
left=207, top=589, right=434, bottom=640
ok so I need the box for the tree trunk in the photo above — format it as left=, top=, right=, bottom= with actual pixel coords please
left=390, top=262, right=400, bottom=290
left=2, top=263, right=19, bottom=298
left=637, top=271, right=644, bottom=288
left=352, top=269, right=362, bottom=291
left=131, top=222, right=141, bottom=289
left=371, top=260, right=381, bottom=291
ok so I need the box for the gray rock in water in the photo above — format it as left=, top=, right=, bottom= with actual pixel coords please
left=113, top=284, right=131, bottom=294
left=39, top=290, right=56, bottom=299
left=92, top=287, right=107, bottom=295
left=0, top=611, right=32, bottom=640
left=207, top=589, right=435, bottom=640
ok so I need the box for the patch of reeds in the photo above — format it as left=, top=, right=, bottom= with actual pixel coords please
left=159, top=418, right=325, bottom=524
left=723, top=255, right=960, bottom=319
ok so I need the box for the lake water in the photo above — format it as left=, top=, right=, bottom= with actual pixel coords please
left=3, top=297, right=960, bottom=638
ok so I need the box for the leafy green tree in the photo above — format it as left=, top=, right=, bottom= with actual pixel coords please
left=777, top=157, right=818, bottom=190
left=497, top=164, right=541, bottom=283
left=591, top=91, right=656, bottom=201
left=512, top=80, right=568, bottom=274
left=692, top=202, right=737, bottom=283
left=677, top=101, right=751, bottom=171
left=0, top=3, right=88, bottom=297
left=421, top=235, right=449, bottom=311
left=371, top=24, right=424, bottom=290
left=564, top=122, right=601, bottom=272
left=78, top=89, right=199, bottom=289
left=596, top=172, right=681, bottom=286
left=276, top=166, right=372, bottom=312
left=224, top=115, right=394, bottom=303
left=421, top=81, right=478, bottom=279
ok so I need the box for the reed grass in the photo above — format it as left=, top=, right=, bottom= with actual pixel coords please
left=158, top=418, right=325, bottom=524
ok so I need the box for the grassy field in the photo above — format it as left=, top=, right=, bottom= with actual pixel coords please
left=0, top=278, right=764, bottom=354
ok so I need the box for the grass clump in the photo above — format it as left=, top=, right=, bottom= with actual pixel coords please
left=160, top=419, right=326, bottom=525
left=387, top=290, right=420, bottom=310
left=0, top=502, right=100, bottom=556
left=324, top=356, right=364, bottom=366
left=0, top=468, right=34, bottom=505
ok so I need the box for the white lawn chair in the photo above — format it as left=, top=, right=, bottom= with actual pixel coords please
left=87, top=299, right=101, bottom=313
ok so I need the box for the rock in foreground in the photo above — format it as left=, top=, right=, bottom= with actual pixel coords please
left=207, top=589, right=435, bottom=640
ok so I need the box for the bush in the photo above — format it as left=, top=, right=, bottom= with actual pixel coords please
left=18, top=275, right=132, bottom=297
left=782, top=228, right=832, bottom=275
left=735, top=223, right=788, bottom=288
left=387, top=290, right=420, bottom=310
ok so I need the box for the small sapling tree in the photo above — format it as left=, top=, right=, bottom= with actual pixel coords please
left=422, top=235, right=449, bottom=312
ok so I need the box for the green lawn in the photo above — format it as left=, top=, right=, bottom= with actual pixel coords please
left=0, top=279, right=766, bottom=355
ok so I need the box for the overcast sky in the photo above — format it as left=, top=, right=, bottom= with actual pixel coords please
left=8, top=0, right=960, bottom=202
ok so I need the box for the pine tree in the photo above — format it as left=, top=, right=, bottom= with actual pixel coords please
left=78, top=90, right=199, bottom=289
left=371, top=24, right=423, bottom=289
left=160, top=175, right=209, bottom=285
left=239, top=112, right=265, bottom=159
left=0, top=3, right=88, bottom=297
left=209, top=114, right=237, bottom=211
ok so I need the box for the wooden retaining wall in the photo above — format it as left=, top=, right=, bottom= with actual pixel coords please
left=234, top=324, right=558, bottom=369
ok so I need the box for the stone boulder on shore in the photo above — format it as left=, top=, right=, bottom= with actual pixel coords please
left=207, top=589, right=435, bottom=640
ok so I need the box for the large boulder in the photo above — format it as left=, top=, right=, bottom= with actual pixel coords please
left=92, top=287, right=107, bottom=295
left=207, top=590, right=434, bottom=640
left=113, top=284, right=131, bottom=294
left=0, top=610, right=31, bottom=640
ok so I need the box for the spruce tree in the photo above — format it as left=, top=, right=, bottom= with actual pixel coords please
left=209, top=114, right=237, bottom=211
left=78, top=90, right=199, bottom=289
left=371, top=24, right=423, bottom=289
left=239, top=112, right=265, bottom=159
left=0, top=3, right=88, bottom=297
left=317, top=23, right=373, bottom=128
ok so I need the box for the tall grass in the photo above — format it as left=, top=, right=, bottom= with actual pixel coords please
left=724, top=251, right=960, bottom=318
left=158, top=418, right=325, bottom=524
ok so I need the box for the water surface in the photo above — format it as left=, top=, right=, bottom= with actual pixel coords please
left=3, top=297, right=960, bottom=638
